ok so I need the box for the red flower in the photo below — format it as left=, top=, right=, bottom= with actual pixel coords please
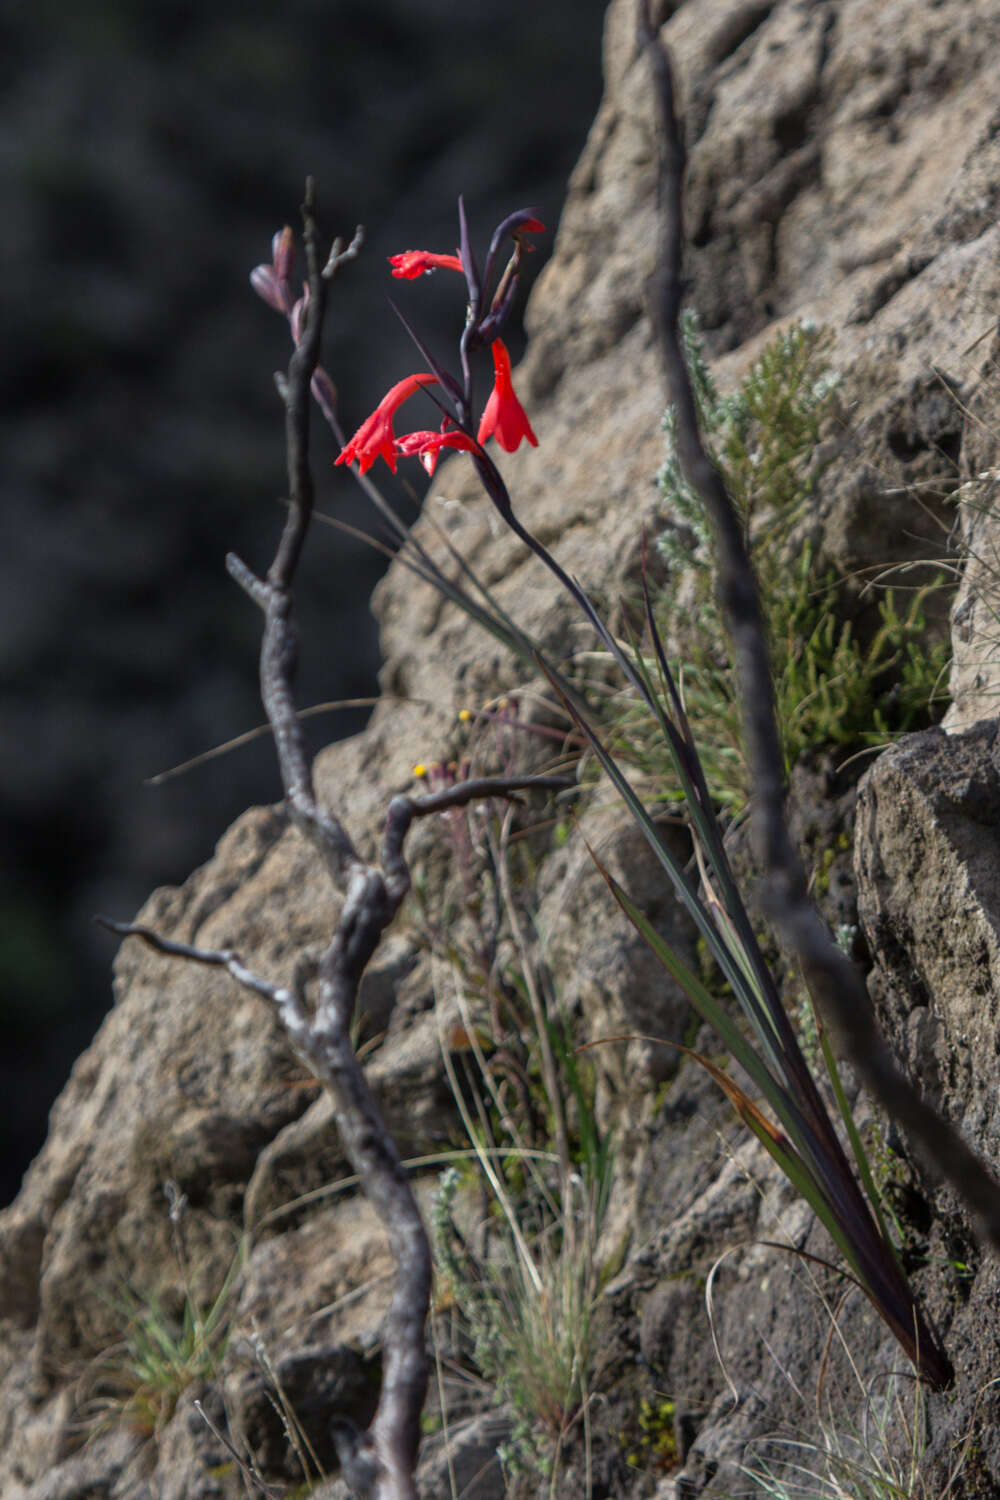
left=394, top=428, right=481, bottom=476
left=389, top=250, right=465, bottom=279
left=476, top=340, right=538, bottom=453
left=335, top=373, right=440, bottom=474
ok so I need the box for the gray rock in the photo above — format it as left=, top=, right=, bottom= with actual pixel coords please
left=416, top=1409, right=511, bottom=1500
left=943, top=470, right=1000, bottom=734
left=856, top=721, right=1000, bottom=1170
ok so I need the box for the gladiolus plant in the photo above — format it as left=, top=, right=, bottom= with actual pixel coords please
left=333, top=203, right=543, bottom=477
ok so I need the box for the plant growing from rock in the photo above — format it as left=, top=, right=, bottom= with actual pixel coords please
left=432, top=1145, right=611, bottom=1489
left=742, top=1344, right=992, bottom=1500
left=626, top=314, right=950, bottom=813
left=77, top=1182, right=245, bottom=1441
left=386, top=707, right=612, bottom=1486
left=621, top=1394, right=679, bottom=1476
left=427, top=825, right=614, bottom=1489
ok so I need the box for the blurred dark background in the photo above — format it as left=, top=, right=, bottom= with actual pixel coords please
left=1, top=0, right=610, bottom=1204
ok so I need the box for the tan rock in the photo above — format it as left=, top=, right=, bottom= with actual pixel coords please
left=8, top=0, right=1000, bottom=1492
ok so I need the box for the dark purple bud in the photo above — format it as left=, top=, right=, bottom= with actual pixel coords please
left=483, top=208, right=545, bottom=287
left=476, top=271, right=521, bottom=345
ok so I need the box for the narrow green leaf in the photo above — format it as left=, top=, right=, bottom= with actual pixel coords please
left=544, top=658, right=788, bottom=1072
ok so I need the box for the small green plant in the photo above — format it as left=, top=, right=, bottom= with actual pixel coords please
left=624, top=314, right=951, bottom=811
left=403, top=726, right=613, bottom=1480
left=77, top=1185, right=245, bottom=1438
left=104, top=1276, right=238, bottom=1434
left=774, top=553, right=949, bottom=755
left=658, top=314, right=837, bottom=569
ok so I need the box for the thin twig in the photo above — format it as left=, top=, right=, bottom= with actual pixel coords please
left=233, top=180, right=428, bottom=1499
left=94, top=918, right=295, bottom=1008
left=192, top=1400, right=284, bottom=1500
left=324, top=224, right=365, bottom=280
left=144, top=697, right=414, bottom=787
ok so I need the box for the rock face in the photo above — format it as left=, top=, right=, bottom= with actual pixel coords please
left=944, top=470, right=1000, bottom=734
left=5, top=0, right=1000, bottom=1496
left=857, top=723, right=1000, bottom=1148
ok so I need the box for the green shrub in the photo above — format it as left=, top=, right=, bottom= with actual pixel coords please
left=633, top=315, right=951, bottom=812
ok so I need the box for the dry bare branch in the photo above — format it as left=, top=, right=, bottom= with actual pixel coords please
left=100, top=176, right=573, bottom=1498
left=637, top=0, right=1000, bottom=1252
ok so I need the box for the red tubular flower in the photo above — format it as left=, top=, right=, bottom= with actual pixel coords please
left=476, top=340, right=538, bottom=453
left=335, top=373, right=440, bottom=474
left=394, top=428, right=481, bottom=476
left=389, top=250, right=465, bottom=279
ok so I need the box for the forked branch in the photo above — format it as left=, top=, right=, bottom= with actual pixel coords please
left=103, top=179, right=570, bottom=1500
